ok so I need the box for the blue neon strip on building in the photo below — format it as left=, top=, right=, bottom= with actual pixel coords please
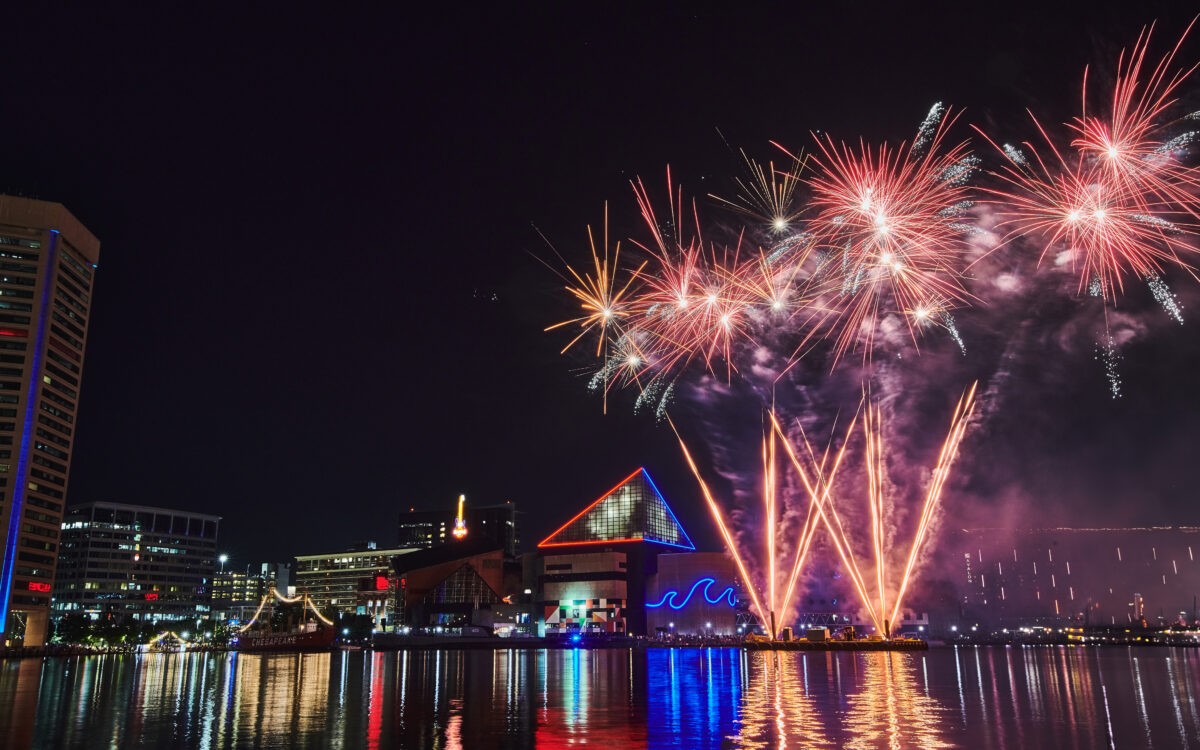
left=647, top=577, right=737, bottom=609
left=0, top=230, right=57, bottom=633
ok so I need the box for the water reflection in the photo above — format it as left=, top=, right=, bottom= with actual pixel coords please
left=841, top=652, right=950, bottom=749
left=1, top=646, right=1199, bottom=748
left=537, top=648, right=646, bottom=748
left=646, top=648, right=740, bottom=747
left=730, top=651, right=829, bottom=748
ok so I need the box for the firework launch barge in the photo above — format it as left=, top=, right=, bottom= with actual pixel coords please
left=726, top=627, right=929, bottom=651
left=737, top=638, right=928, bottom=652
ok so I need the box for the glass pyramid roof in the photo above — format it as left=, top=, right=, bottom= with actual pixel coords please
left=538, top=468, right=694, bottom=549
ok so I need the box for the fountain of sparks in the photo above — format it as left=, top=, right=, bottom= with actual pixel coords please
left=673, top=384, right=976, bottom=639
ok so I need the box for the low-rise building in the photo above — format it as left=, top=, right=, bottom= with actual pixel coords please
left=294, top=541, right=416, bottom=616
left=389, top=538, right=520, bottom=631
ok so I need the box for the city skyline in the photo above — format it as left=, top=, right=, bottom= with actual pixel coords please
left=4, top=5, right=1200, bottom=747
left=0, top=3, right=1198, bottom=571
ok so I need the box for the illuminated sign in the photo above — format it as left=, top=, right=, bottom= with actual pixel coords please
left=647, top=578, right=736, bottom=609
left=375, top=576, right=388, bottom=591
left=400, top=578, right=406, bottom=589
left=145, top=592, right=159, bottom=601
left=452, top=494, right=468, bottom=539
left=26, top=581, right=51, bottom=593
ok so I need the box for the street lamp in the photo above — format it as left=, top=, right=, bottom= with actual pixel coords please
left=218, top=554, right=228, bottom=573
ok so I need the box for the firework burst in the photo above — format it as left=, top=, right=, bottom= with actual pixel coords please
left=540, top=21, right=1200, bottom=639
left=709, top=148, right=809, bottom=237
left=629, top=173, right=767, bottom=381
left=800, top=105, right=979, bottom=364
left=975, top=21, right=1200, bottom=301
left=1071, top=19, right=1200, bottom=217
left=543, top=204, right=646, bottom=412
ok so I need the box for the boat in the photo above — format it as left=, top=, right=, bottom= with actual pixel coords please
left=230, top=589, right=336, bottom=652
left=231, top=625, right=335, bottom=652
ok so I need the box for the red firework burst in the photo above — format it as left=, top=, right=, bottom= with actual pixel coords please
left=801, top=107, right=977, bottom=363
left=977, top=21, right=1200, bottom=300
left=1072, top=19, right=1200, bottom=216
left=629, top=173, right=763, bottom=381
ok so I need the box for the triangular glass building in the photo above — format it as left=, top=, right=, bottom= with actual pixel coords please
left=538, top=468, right=694, bottom=549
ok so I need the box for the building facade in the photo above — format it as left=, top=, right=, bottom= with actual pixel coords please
left=646, top=552, right=740, bottom=636
left=212, top=562, right=293, bottom=622
left=390, top=539, right=514, bottom=630
left=536, top=467, right=694, bottom=636
left=398, top=500, right=520, bottom=556
left=52, top=501, right=220, bottom=623
left=211, top=569, right=249, bottom=622
left=294, top=542, right=415, bottom=615
left=0, top=196, right=101, bottom=646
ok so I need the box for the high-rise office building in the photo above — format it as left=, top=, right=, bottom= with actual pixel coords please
left=52, top=501, right=220, bottom=623
left=212, top=561, right=292, bottom=622
left=398, top=501, right=521, bottom=556
left=211, top=568, right=250, bottom=622
left=0, top=196, right=100, bottom=647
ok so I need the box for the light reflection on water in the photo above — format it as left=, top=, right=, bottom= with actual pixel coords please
left=0, top=646, right=1198, bottom=748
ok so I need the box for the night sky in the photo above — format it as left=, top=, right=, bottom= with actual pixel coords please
left=3, top=4, right=1199, bottom=565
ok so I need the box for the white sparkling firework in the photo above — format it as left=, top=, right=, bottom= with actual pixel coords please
left=633, top=377, right=664, bottom=414
left=913, top=102, right=947, bottom=154
left=633, top=375, right=677, bottom=419
left=1002, top=143, right=1029, bottom=167
left=588, top=355, right=620, bottom=393
left=942, top=312, right=967, bottom=354
left=1131, top=213, right=1181, bottom=232
left=937, top=155, right=981, bottom=186
left=1095, top=336, right=1123, bottom=399
left=1155, top=131, right=1198, bottom=154
left=949, top=221, right=985, bottom=236
left=655, top=381, right=676, bottom=421
left=937, top=200, right=975, bottom=218
left=1147, top=273, right=1185, bottom=323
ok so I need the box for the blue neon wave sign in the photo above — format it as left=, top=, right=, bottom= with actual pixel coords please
left=646, top=578, right=736, bottom=609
